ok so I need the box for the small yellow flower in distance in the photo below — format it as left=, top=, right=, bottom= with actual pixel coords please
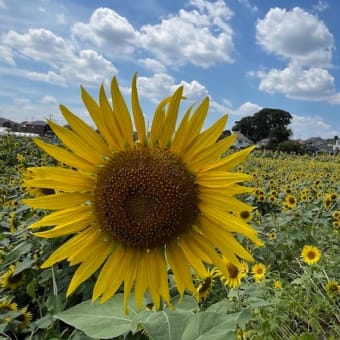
left=0, top=264, right=25, bottom=290
left=325, top=280, right=340, bottom=296
left=217, top=258, right=248, bottom=289
left=268, top=232, right=277, bottom=240
left=252, top=263, right=266, bottom=282
left=273, top=280, right=282, bottom=290
left=196, top=269, right=216, bottom=302
left=301, top=245, right=321, bottom=265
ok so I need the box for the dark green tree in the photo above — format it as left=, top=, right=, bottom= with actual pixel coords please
left=232, top=108, right=292, bottom=144
left=217, top=129, right=231, bottom=142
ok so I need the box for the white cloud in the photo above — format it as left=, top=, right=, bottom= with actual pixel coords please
left=40, top=95, right=57, bottom=104
left=2, top=28, right=76, bottom=67
left=0, top=46, right=15, bottom=65
left=139, top=0, right=234, bottom=67
left=1, top=28, right=117, bottom=86
left=313, top=0, right=329, bottom=12
left=256, top=63, right=335, bottom=100
left=71, top=7, right=137, bottom=55
left=237, top=0, right=258, bottom=12
left=139, top=58, right=166, bottom=73
left=256, top=7, right=334, bottom=67
left=26, top=70, right=66, bottom=85
left=56, top=13, right=66, bottom=25
left=291, top=114, right=339, bottom=139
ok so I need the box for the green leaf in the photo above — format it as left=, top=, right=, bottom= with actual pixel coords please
left=137, top=309, right=192, bottom=340
left=171, top=295, right=199, bottom=312
left=14, top=257, right=36, bottom=275
left=237, top=308, right=252, bottom=329
left=181, top=312, right=238, bottom=340
left=206, top=299, right=237, bottom=314
left=55, top=294, right=137, bottom=339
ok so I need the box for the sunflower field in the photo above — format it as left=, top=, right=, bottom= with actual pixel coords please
left=1, top=132, right=339, bottom=340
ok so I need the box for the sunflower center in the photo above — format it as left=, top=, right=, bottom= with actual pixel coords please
left=307, top=251, right=316, bottom=259
left=94, top=147, right=199, bottom=249
left=226, top=263, right=239, bottom=279
left=8, top=273, right=23, bottom=284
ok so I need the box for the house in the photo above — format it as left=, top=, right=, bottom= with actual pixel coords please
left=303, top=137, right=332, bottom=154
left=233, top=132, right=254, bottom=149
left=20, top=120, right=53, bottom=136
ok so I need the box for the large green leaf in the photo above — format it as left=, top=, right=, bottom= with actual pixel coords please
left=137, top=309, right=193, bottom=340
left=181, top=312, right=239, bottom=340
left=55, top=294, right=138, bottom=339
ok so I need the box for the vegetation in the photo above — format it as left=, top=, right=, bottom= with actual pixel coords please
left=0, top=135, right=339, bottom=339
left=232, top=108, right=292, bottom=148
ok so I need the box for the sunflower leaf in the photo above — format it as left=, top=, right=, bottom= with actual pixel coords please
left=55, top=294, right=138, bottom=339
left=181, top=311, right=239, bottom=340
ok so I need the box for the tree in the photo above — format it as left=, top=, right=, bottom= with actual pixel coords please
left=217, top=129, right=231, bottom=142
left=232, top=108, right=292, bottom=144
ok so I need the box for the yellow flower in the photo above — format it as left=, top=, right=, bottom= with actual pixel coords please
left=273, top=280, right=282, bottom=290
left=301, top=245, right=321, bottom=265
left=0, top=299, right=18, bottom=323
left=15, top=307, right=33, bottom=330
left=217, top=259, right=248, bottom=289
left=23, top=75, right=262, bottom=312
left=268, top=232, right=277, bottom=240
left=252, top=263, right=266, bottom=282
left=285, top=195, right=297, bottom=209
left=196, top=269, right=216, bottom=302
left=0, top=264, right=25, bottom=290
left=332, top=210, right=340, bottom=221
left=325, top=280, right=340, bottom=296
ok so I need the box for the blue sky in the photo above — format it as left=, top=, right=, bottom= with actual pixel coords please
left=0, top=0, right=339, bottom=139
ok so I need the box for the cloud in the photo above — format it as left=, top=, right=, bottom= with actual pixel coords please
left=236, top=0, right=258, bottom=12
left=291, top=114, right=339, bottom=139
left=256, top=63, right=335, bottom=100
left=139, top=0, right=234, bottom=67
left=71, top=7, right=137, bottom=55
left=70, top=1, right=234, bottom=68
left=138, top=58, right=166, bottom=73
left=136, top=73, right=209, bottom=103
left=256, top=7, right=334, bottom=67
left=40, top=95, right=57, bottom=104
left=1, top=28, right=117, bottom=86
left=313, top=0, right=329, bottom=12
left=0, top=46, right=15, bottom=65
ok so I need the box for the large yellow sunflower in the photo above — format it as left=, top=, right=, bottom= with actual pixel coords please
left=23, top=75, right=262, bottom=312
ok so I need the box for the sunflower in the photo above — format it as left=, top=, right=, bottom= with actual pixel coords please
left=217, top=258, right=248, bottom=289
left=284, top=195, right=297, bottom=209
left=273, top=280, right=282, bottom=290
left=252, top=263, right=266, bottom=282
left=268, top=232, right=277, bottom=240
left=301, top=245, right=321, bottom=265
left=196, top=269, right=216, bottom=302
left=325, top=280, right=340, bottom=296
left=0, top=264, right=25, bottom=290
left=15, top=307, right=32, bottom=330
left=0, top=299, right=18, bottom=323
left=23, top=75, right=262, bottom=312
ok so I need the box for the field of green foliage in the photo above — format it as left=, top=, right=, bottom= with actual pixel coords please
left=1, top=135, right=339, bottom=340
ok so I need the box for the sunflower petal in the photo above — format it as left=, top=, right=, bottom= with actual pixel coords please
left=67, top=239, right=112, bottom=296
left=60, top=104, right=111, bottom=157
left=23, top=192, right=89, bottom=210
left=131, top=74, right=146, bottom=144
left=33, top=138, right=96, bottom=173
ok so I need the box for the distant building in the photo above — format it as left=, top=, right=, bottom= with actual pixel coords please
left=19, top=121, right=53, bottom=136
left=233, top=132, right=253, bottom=149
left=303, top=137, right=332, bottom=154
